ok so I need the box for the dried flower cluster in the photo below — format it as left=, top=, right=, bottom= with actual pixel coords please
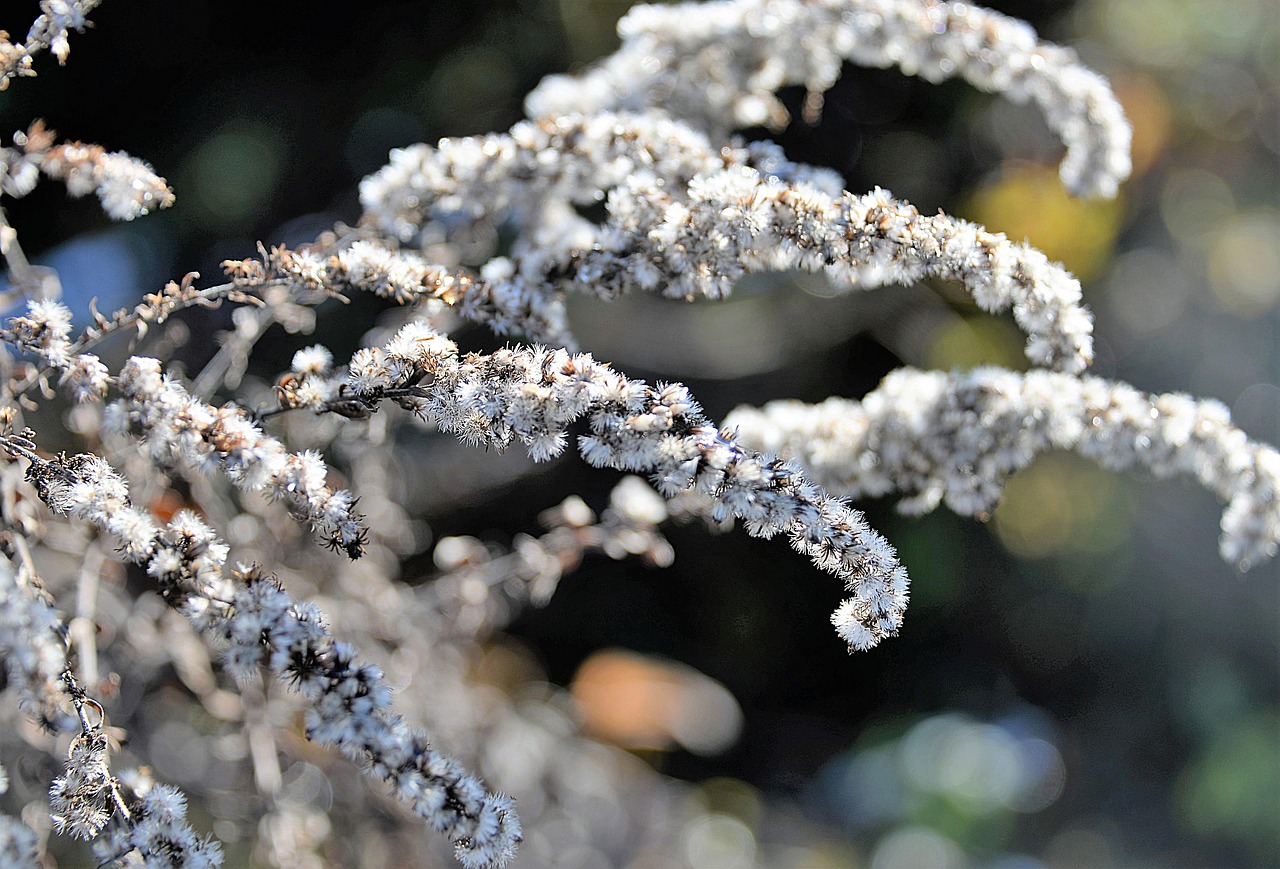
left=113, top=357, right=368, bottom=558
left=1, top=121, right=174, bottom=223
left=10, top=440, right=521, bottom=867
left=0, top=0, right=100, bottom=89
left=725, top=368, right=1280, bottom=569
left=47, top=716, right=224, bottom=869
left=525, top=0, right=1132, bottom=197
left=0, top=1, right=1273, bottom=867
left=359, top=114, right=1094, bottom=370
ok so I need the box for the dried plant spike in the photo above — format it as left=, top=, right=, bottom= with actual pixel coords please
left=360, top=116, right=1094, bottom=372
left=115, top=357, right=368, bottom=559
left=326, top=323, right=910, bottom=651
left=92, top=780, right=225, bottom=869
left=726, top=367, right=1280, bottom=570
left=48, top=729, right=115, bottom=840
left=0, top=1, right=102, bottom=89
left=358, top=110, right=843, bottom=242
left=40, top=140, right=175, bottom=220
left=0, top=543, right=219, bottom=865
left=580, top=174, right=1095, bottom=372
left=526, top=0, right=1132, bottom=198
left=8, top=443, right=521, bottom=868
left=2, top=122, right=174, bottom=220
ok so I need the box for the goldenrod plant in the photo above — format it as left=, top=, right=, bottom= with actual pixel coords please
left=0, top=1, right=1275, bottom=866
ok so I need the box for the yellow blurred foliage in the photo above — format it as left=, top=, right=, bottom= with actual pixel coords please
left=1207, top=210, right=1280, bottom=316
left=1113, top=72, right=1174, bottom=178
left=993, top=453, right=1132, bottom=566
left=966, top=165, right=1125, bottom=283
left=925, top=316, right=1028, bottom=372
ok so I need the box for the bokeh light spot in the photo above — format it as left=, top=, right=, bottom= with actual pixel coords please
left=925, top=315, right=1027, bottom=372
left=1207, top=210, right=1280, bottom=316
left=1112, top=73, right=1172, bottom=178
left=1159, top=168, right=1235, bottom=248
left=570, top=649, right=743, bottom=755
left=966, top=165, right=1124, bottom=283
left=870, top=826, right=966, bottom=869
left=993, top=454, right=1131, bottom=561
left=182, top=123, right=283, bottom=233
left=682, top=813, right=758, bottom=869
left=1102, top=247, right=1194, bottom=335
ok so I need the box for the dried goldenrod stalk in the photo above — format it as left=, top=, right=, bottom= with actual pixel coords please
left=727, top=368, right=1280, bottom=570
left=527, top=0, right=1132, bottom=197
left=2, top=122, right=174, bottom=221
